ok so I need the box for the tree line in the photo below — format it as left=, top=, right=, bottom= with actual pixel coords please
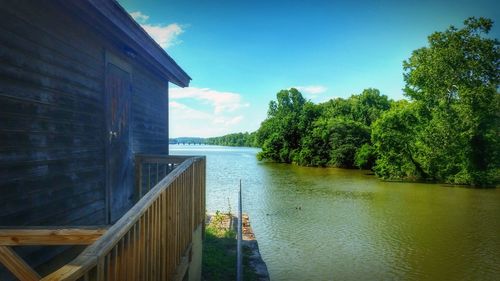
left=205, top=132, right=258, bottom=147
left=209, top=18, right=499, bottom=186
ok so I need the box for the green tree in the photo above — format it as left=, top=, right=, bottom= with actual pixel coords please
left=354, top=143, right=376, bottom=170
left=295, top=118, right=332, bottom=166
left=257, top=88, right=309, bottom=163
left=350, top=88, right=391, bottom=126
left=372, top=102, right=426, bottom=180
left=206, top=132, right=258, bottom=147
left=402, top=17, right=500, bottom=185
left=328, top=119, right=371, bottom=168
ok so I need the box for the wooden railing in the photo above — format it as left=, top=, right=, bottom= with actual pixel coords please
left=0, top=155, right=206, bottom=281
left=134, top=155, right=191, bottom=200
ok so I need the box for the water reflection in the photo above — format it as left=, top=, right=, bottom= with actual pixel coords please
left=170, top=145, right=500, bottom=281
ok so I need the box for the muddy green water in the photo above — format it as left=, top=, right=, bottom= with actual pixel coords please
left=170, top=145, right=500, bottom=281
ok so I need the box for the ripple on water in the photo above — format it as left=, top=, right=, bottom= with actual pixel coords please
left=170, top=145, right=500, bottom=281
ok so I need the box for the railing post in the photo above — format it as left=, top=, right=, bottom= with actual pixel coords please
left=97, top=256, right=105, bottom=281
left=201, top=157, right=206, bottom=238
left=191, top=159, right=195, bottom=232
left=237, top=180, right=242, bottom=281
left=34, top=155, right=206, bottom=281
left=135, top=156, right=143, bottom=201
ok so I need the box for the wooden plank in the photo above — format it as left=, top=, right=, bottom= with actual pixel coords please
left=40, top=253, right=98, bottom=281
left=0, top=245, right=41, bottom=281
left=161, top=192, right=167, bottom=280
left=152, top=201, right=157, bottom=280
left=0, top=80, right=102, bottom=119
left=2, top=192, right=106, bottom=227
left=166, top=184, right=173, bottom=276
left=171, top=243, right=192, bottom=281
left=0, top=227, right=108, bottom=246
left=0, top=5, right=102, bottom=67
left=0, top=169, right=103, bottom=210
left=38, top=157, right=202, bottom=280
left=97, top=256, right=105, bottom=281
left=145, top=209, right=150, bottom=281
left=130, top=226, right=136, bottom=281
left=0, top=35, right=102, bottom=92
left=0, top=24, right=102, bottom=81
left=135, top=156, right=143, bottom=200
left=140, top=216, right=145, bottom=280
left=61, top=0, right=191, bottom=86
left=134, top=155, right=190, bottom=165
left=112, top=247, right=118, bottom=281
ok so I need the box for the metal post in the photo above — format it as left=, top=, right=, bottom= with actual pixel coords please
left=237, top=179, right=242, bottom=281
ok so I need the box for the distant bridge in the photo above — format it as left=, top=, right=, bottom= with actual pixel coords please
left=169, top=138, right=206, bottom=145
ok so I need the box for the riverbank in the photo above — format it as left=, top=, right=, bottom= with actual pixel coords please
left=202, top=212, right=269, bottom=281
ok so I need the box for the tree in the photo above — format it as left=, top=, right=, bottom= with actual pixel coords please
left=257, top=88, right=388, bottom=168
left=328, top=119, right=370, bottom=168
left=350, top=88, right=391, bottom=126
left=372, top=101, right=426, bottom=180
left=257, top=88, right=309, bottom=163
left=354, top=143, right=376, bottom=170
left=295, top=118, right=332, bottom=166
left=205, top=132, right=258, bottom=147
left=402, top=17, right=500, bottom=185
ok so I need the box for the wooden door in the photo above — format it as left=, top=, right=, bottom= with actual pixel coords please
left=105, top=56, right=133, bottom=223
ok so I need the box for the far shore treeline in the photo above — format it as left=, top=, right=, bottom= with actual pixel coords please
left=205, top=17, right=500, bottom=186
left=205, top=132, right=257, bottom=147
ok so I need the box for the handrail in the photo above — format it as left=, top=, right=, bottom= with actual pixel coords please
left=38, top=155, right=206, bottom=281
left=135, top=154, right=191, bottom=165
left=0, top=226, right=108, bottom=246
left=134, top=154, right=193, bottom=200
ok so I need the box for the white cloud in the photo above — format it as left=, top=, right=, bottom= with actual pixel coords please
left=141, top=23, right=184, bottom=48
left=213, top=115, right=244, bottom=126
left=169, top=87, right=250, bottom=137
left=294, top=85, right=328, bottom=95
left=169, top=101, right=212, bottom=120
left=129, top=11, right=184, bottom=48
left=130, top=11, right=149, bottom=23
left=170, top=87, right=249, bottom=114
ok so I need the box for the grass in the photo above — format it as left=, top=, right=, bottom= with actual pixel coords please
left=202, top=212, right=259, bottom=281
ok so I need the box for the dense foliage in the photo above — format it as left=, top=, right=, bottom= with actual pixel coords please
left=205, top=132, right=257, bottom=147
left=256, top=88, right=390, bottom=168
left=256, top=18, right=499, bottom=186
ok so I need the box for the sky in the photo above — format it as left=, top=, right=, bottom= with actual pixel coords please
left=118, top=0, right=499, bottom=138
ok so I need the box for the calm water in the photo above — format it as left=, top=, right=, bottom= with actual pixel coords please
left=170, top=145, right=500, bottom=281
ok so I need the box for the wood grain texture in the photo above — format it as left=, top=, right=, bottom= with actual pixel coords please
left=62, top=0, right=191, bottom=86
left=0, top=227, right=108, bottom=246
left=0, top=0, right=194, bottom=279
left=0, top=246, right=41, bottom=281
left=0, top=0, right=106, bottom=226
left=39, top=156, right=205, bottom=281
left=0, top=1, right=106, bottom=279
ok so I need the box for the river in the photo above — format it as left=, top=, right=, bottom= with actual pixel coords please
left=170, top=145, right=500, bottom=281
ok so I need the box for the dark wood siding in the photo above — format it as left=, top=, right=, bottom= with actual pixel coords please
left=0, top=1, right=106, bottom=278
left=131, top=63, right=170, bottom=155
left=0, top=1, right=106, bottom=226
left=0, top=0, right=173, bottom=278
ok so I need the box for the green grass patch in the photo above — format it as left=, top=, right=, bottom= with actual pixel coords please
left=202, top=213, right=259, bottom=281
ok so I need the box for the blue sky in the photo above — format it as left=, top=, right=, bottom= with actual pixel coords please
left=118, top=0, right=499, bottom=137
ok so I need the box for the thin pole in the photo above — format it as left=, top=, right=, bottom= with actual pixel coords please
left=237, top=179, right=242, bottom=281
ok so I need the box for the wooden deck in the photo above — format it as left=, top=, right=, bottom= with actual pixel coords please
left=0, top=155, right=206, bottom=281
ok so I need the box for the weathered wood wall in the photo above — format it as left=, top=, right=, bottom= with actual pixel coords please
left=0, top=0, right=107, bottom=224
left=0, top=1, right=107, bottom=279
left=0, top=0, right=171, bottom=279
left=131, top=68, right=169, bottom=155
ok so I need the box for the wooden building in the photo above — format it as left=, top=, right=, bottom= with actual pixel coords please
left=0, top=1, right=205, bottom=280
